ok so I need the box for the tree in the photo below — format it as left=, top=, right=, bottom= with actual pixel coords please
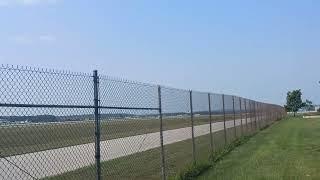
left=303, top=99, right=314, bottom=111
left=286, top=89, right=303, bottom=117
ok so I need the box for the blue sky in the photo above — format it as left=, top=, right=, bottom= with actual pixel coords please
left=0, top=0, right=319, bottom=105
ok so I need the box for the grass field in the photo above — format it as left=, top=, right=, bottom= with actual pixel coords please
left=197, top=116, right=320, bottom=180
left=44, top=130, right=227, bottom=180
left=0, top=114, right=247, bottom=157
left=0, top=112, right=257, bottom=180
left=43, top=121, right=257, bottom=180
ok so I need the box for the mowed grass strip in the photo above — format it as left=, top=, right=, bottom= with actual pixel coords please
left=197, top=116, right=320, bottom=180
left=0, top=114, right=246, bottom=157
left=44, top=132, right=222, bottom=180
left=44, top=122, right=255, bottom=180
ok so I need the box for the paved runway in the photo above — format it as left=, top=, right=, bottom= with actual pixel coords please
left=1, top=117, right=259, bottom=179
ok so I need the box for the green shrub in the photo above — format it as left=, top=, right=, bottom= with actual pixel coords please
left=172, top=161, right=212, bottom=180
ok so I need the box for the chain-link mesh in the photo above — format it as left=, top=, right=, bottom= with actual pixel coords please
left=0, top=65, right=286, bottom=180
left=222, top=95, right=234, bottom=143
left=192, top=91, right=211, bottom=163
left=247, top=99, right=255, bottom=135
left=0, top=65, right=93, bottom=106
left=99, top=109, right=161, bottom=180
left=0, top=66, right=96, bottom=180
left=99, top=76, right=158, bottom=109
left=160, top=87, right=192, bottom=178
left=233, top=96, right=242, bottom=138
left=240, top=98, right=248, bottom=136
left=210, top=94, right=225, bottom=153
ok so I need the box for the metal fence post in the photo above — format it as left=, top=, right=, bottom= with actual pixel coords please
left=232, top=96, right=236, bottom=139
left=258, top=104, right=260, bottom=128
left=251, top=101, right=254, bottom=132
left=262, top=104, right=265, bottom=128
left=208, top=93, right=214, bottom=154
left=268, top=109, right=271, bottom=124
left=222, top=94, right=227, bottom=145
left=93, top=70, right=101, bottom=180
left=244, top=99, right=248, bottom=135
left=239, top=98, right=243, bottom=137
left=255, top=102, right=261, bottom=130
left=256, top=103, right=259, bottom=129
left=190, top=91, right=196, bottom=163
left=250, top=101, right=253, bottom=132
left=260, top=103, right=265, bottom=127
left=268, top=106, right=270, bottom=123
left=254, top=101, right=257, bottom=131
left=262, top=104, right=264, bottom=127
left=158, top=86, right=166, bottom=180
left=261, top=104, right=264, bottom=128
left=257, top=102, right=260, bottom=129
left=260, top=104, right=265, bottom=124
left=266, top=107, right=270, bottom=125
left=258, top=103, right=261, bottom=128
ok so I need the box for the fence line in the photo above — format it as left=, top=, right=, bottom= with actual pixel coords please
left=0, top=65, right=286, bottom=180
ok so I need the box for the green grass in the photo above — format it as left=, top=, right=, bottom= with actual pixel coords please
left=0, top=113, right=257, bottom=179
left=44, top=120, right=257, bottom=180
left=172, top=161, right=212, bottom=180
left=44, top=132, right=221, bottom=180
left=197, top=116, right=320, bottom=180
left=0, top=114, right=245, bottom=157
left=172, top=128, right=257, bottom=180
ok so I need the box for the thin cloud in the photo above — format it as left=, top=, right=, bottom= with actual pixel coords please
left=11, top=35, right=33, bottom=44
left=39, top=35, right=56, bottom=42
left=0, top=0, right=59, bottom=6
left=21, top=0, right=58, bottom=5
left=0, top=1, right=9, bottom=6
left=11, top=34, right=57, bottom=44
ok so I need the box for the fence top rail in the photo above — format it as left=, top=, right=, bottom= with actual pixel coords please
left=0, top=64, right=91, bottom=77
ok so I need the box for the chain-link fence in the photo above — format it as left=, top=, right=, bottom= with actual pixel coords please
left=0, top=65, right=286, bottom=180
